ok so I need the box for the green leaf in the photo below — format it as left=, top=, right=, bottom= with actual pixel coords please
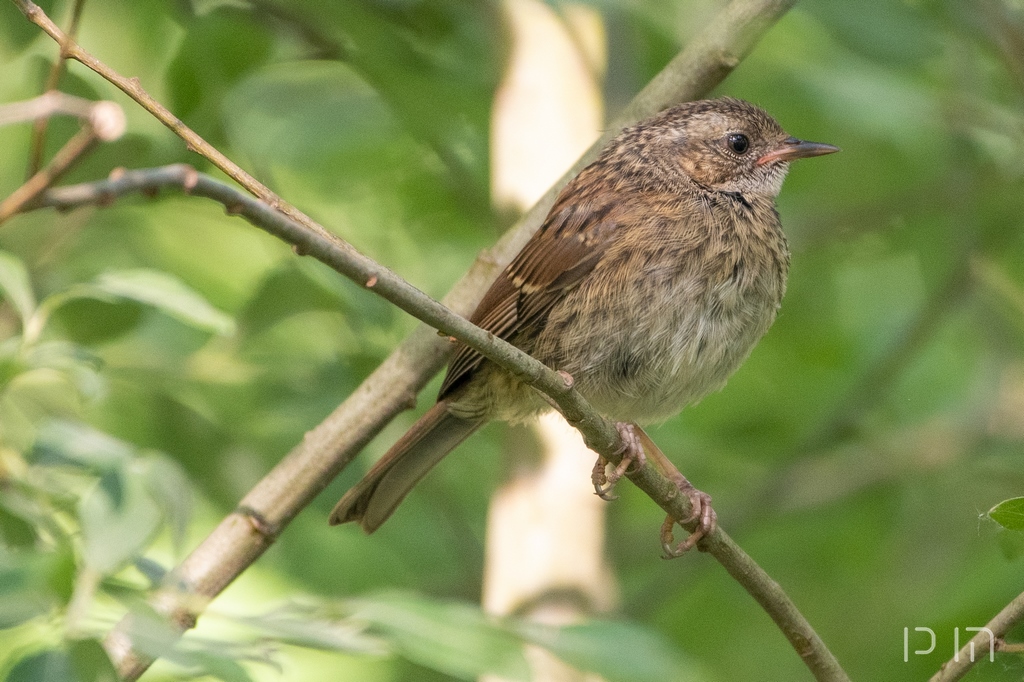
left=0, top=337, right=24, bottom=388
left=46, top=547, right=77, bottom=604
left=144, top=457, right=192, bottom=555
left=224, top=61, right=399, bottom=170
left=33, top=421, right=134, bottom=470
left=521, top=620, right=704, bottom=682
left=0, top=1, right=57, bottom=54
left=350, top=593, right=530, bottom=680
left=997, top=529, right=1024, bottom=561
left=167, top=7, right=274, bottom=136
left=0, top=251, right=37, bottom=329
left=91, top=270, right=235, bottom=335
left=989, top=497, right=1024, bottom=531
left=5, top=650, right=74, bottom=682
left=79, top=466, right=162, bottom=573
left=47, top=296, right=145, bottom=346
left=185, top=653, right=256, bottom=682
left=112, top=603, right=183, bottom=662
left=116, top=604, right=260, bottom=682
left=0, top=504, right=36, bottom=548
left=68, top=639, right=118, bottom=682
left=0, top=550, right=56, bottom=629
left=235, top=602, right=388, bottom=654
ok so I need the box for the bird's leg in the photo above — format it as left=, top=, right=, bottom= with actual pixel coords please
left=591, top=424, right=716, bottom=554
left=658, top=478, right=715, bottom=557
left=633, top=428, right=716, bottom=557
left=592, top=422, right=646, bottom=500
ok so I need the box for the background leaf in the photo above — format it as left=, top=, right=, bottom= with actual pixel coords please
left=990, top=497, right=1024, bottom=532
left=0, top=251, right=35, bottom=329
left=520, top=620, right=705, bottom=682
left=90, top=270, right=235, bottom=336
left=78, top=467, right=162, bottom=574
left=351, top=593, right=530, bottom=680
left=5, top=650, right=74, bottom=682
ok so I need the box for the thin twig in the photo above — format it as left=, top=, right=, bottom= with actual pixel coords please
left=34, top=165, right=849, bottom=682
left=0, top=91, right=95, bottom=126
left=26, top=0, right=87, bottom=176
left=11, top=0, right=335, bottom=242
left=0, top=128, right=98, bottom=223
left=0, top=99, right=123, bottom=225
left=997, top=640, right=1024, bottom=653
left=930, top=589, right=1024, bottom=681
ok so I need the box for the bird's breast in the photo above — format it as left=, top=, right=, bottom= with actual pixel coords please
left=534, top=203, right=789, bottom=424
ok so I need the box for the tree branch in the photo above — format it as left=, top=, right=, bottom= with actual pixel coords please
left=0, top=95, right=124, bottom=224
left=10, top=0, right=335, bottom=241
left=10, top=0, right=852, bottom=680
left=930, top=589, right=1024, bottom=682
left=25, top=0, right=87, bottom=176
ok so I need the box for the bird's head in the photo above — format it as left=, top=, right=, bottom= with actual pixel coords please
left=651, top=97, right=839, bottom=197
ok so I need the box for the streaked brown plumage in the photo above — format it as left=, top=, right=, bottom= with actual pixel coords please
left=331, top=97, right=838, bottom=535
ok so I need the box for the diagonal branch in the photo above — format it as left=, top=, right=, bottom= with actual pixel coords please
left=930, top=588, right=1024, bottom=682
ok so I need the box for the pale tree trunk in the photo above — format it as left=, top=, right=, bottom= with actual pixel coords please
left=482, top=2, right=613, bottom=681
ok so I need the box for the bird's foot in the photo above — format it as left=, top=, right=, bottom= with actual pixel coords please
left=660, top=474, right=716, bottom=558
left=592, top=422, right=646, bottom=501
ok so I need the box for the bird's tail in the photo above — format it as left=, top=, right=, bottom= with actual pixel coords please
left=329, top=401, right=481, bottom=533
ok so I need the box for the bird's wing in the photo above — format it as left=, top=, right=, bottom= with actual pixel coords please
left=439, top=190, right=621, bottom=399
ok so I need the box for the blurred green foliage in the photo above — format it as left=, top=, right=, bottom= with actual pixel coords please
left=2, top=0, right=1024, bottom=680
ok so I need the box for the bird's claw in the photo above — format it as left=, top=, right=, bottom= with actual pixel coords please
left=592, top=423, right=647, bottom=500
left=660, top=478, right=716, bottom=558
left=592, top=457, right=618, bottom=500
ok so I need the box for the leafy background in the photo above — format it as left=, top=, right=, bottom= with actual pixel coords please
left=2, top=0, right=1024, bottom=680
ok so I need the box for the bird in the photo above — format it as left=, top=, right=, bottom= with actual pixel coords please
left=330, top=97, right=839, bottom=547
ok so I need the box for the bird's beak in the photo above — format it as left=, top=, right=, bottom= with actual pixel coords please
left=756, top=137, right=840, bottom=166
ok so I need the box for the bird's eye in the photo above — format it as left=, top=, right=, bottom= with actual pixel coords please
left=727, top=133, right=749, bottom=154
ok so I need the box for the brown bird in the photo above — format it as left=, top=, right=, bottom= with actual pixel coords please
left=330, top=97, right=838, bottom=545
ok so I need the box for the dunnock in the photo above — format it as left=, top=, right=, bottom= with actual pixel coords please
left=330, top=97, right=838, bottom=546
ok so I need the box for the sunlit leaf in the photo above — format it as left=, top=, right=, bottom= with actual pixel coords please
left=68, top=639, right=118, bottom=682
left=186, top=653, right=256, bottom=682
left=989, top=497, right=1024, bottom=531
left=46, top=296, right=146, bottom=346
left=0, top=550, right=56, bottom=629
left=5, top=650, right=74, bottom=682
left=79, top=467, right=162, bottom=573
left=0, top=504, right=36, bottom=548
left=235, top=602, right=388, bottom=654
left=91, top=270, right=235, bottom=335
left=144, top=456, right=192, bottom=555
left=118, top=604, right=267, bottom=681
left=350, top=593, right=529, bottom=680
left=0, top=250, right=36, bottom=329
left=520, top=620, right=704, bottom=682
left=33, top=421, right=134, bottom=470
left=114, top=603, right=183, bottom=662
